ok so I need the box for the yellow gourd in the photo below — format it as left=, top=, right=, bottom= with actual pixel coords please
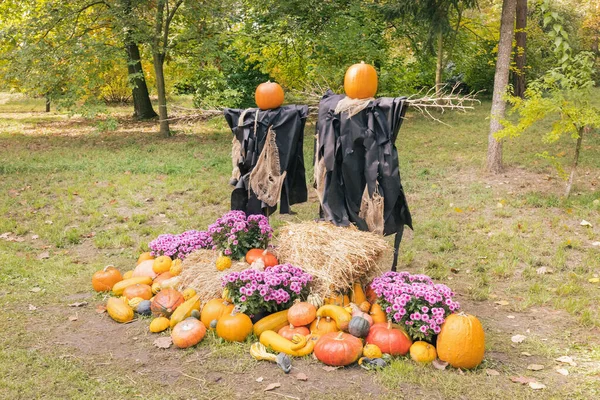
left=182, top=287, right=197, bottom=300
left=169, top=259, right=183, bottom=276
left=150, top=317, right=170, bottom=333
left=253, top=310, right=289, bottom=337
left=316, top=305, right=352, bottom=331
left=169, top=294, right=201, bottom=328
left=259, top=330, right=315, bottom=356
left=106, top=297, right=134, bottom=323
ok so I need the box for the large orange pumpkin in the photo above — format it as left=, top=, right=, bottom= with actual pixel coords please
left=255, top=81, right=284, bottom=110
left=344, top=61, right=378, bottom=99
left=151, top=288, right=185, bottom=317
left=216, top=310, right=253, bottom=342
left=92, top=265, right=122, bottom=292
left=314, top=332, right=363, bottom=366
left=287, top=302, right=316, bottom=326
left=245, top=248, right=278, bottom=268
left=200, top=299, right=234, bottom=329
left=365, top=321, right=412, bottom=356
left=123, top=283, right=153, bottom=300
left=436, top=312, right=485, bottom=369
left=172, top=318, right=206, bottom=349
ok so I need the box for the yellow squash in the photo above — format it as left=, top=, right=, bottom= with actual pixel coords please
left=169, top=294, right=201, bottom=328
left=259, top=330, right=315, bottom=356
left=316, top=305, right=352, bottom=331
left=112, top=276, right=153, bottom=296
left=253, top=310, right=289, bottom=337
left=351, top=283, right=367, bottom=304
left=106, top=297, right=134, bottom=323
left=150, top=317, right=170, bottom=333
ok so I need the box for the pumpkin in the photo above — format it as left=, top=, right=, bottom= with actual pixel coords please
left=200, top=298, right=234, bottom=329
left=316, top=305, right=352, bottom=331
left=369, top=303, right=387, bottom=324
left=347, top=303, right=373, bottom=327
left=216, top=309, right=253, bottom=342
left=106, top=297, right=134, bottom=323
left=278, top=324, right=310, bottom=340
left=182, top=287, right=197, bottom=300
left=151, top=288, right=185, bottom=317
left=436, top=312, right=485, bottom=369
left=310, top=316, right=339, bottom=337
left=348, top=316, right=371, bottom=338
left=351, top=283, right=367, bottom=305
left=153, top=272, right=173, bottom=285
left=359, top=301, right=371, bottom=313
left=245, top=248, right=278, bottom=268
left=343, top=61, right=378, bottom=99
left=287, top=302, right=316, bottom=326
left=255, top=81, right=284, bottom=110
left=253, top=310, right=289, bottom=337
left=170, top=294, right=201, bottom=328
left=112, top=276, right=153, bottom=296
left=150, top=316, right=170, bottom=333
left=365, top=281, right=378, bottom=304
left=259, top=330, right=316, bottom=356
left=122, top=283, right=153, bottom=300
left=128, top=297, right=144, bottom=310
left=365, top=320, right=412, bottom=356
left=216, top=255, right=232, bottom=271
left=410, top=341, right=437, bottom=364
left=136, top=300, right=152, bottom=316
left=190, top=309, right=200, bottom=319
left=306, top=292, right=324, bottom=309
left=132, top=260, right=157, bottom=279
left=92, top=265, right=123, bottom=292
left=172, top=318, right=206, bottom=349
left=123, top=270, right=134, bottom=279
left=137, top=252, right=154, bottom=265
left=157, top=276, right=181, bottom=291
left=363, top=344, right=383, bottom=359
left=169, top=259, right=183, bottom=276
left=152, top=255, right=172, bottom=274
left=314, top=332, right=363, bottom=366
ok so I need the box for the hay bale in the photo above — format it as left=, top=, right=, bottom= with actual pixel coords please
left=179, top=249, right=248, bottom=303
left=275, top=221, right=390, bottom=298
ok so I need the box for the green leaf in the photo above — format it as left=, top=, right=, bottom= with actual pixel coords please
left=543, top=16, right=552, bottom=27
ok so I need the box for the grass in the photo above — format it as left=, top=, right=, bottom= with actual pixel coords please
left=0, top=91, right=599, bottom=398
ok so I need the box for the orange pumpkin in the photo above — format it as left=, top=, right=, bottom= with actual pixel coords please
left=359, top=301, right=371, bottom=313
left=255, top=81, right=284, bottom=110
left=278, top=324, right=310, bottom=340
left=314, top=332, right=363, bottom=366
left=369, top=303, right=387, bottom=324
left=365, top=321, right=412, bottom=356
left=245, top=249, right=278, bottom=268
left=216, top=309, right=253, bottom=342
left=132, top=259, right=157, bottom=279
left=153, top=271, right=173, bottom=284
left=92, top=265, right=123, bottom=292
left=137, top=252, right=154, bottom=265
left=172, top=318, right=206, bottom=349
left=344, top=61, right=378, bottom=99
left=436, top=313, right=485, bottom=369
left=310, top=316, right=339, bottom=337
left=410, top=341, right=437, bottom=363
left=151, top=288, right=185, bottom=317
left=152, top=255, right=172, bottom=274
left=287, top=302, right=316, bottom=326
left=122, top=283, right=153, bottom=300
left=200, top=299, right=234, bottom=329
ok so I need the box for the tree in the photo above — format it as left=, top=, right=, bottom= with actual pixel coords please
left=487, top=0, right=516, bottom=174
left=513, top=0, right=527, bottom=98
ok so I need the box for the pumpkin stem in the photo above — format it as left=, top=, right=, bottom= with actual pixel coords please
left=103, top=264, right=115, bottom=272
left=387, top=319, right=392, bottom=330
left=335, top=331, right=344, bottom=340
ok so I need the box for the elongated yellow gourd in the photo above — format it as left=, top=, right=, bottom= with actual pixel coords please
left=259, top=330, right=315, bottom=356
left=316, top=304, right=352, bottom=331
left=169, top=294, right=201, bottom=328
left=351, top=283, right=367, bottom=305
left=112, top=277, right=153, bottom=296
left=253, top=310, right=289, bottom=337
left=106, top=297, right=134, bottom=323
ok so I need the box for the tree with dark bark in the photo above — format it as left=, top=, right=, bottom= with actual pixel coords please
left=513, top=0, right=527, bottom=98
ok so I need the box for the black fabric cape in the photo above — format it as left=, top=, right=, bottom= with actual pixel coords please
left=224, top=105, right=308, bottom=215
left=315, top=91, right=412, bottom=267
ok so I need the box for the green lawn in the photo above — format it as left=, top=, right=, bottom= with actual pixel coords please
left=0, top=92, right=599, bottom=399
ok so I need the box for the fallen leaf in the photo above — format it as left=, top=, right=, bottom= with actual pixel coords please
left=30, top=287, right=42, bottom=293
left=95, top=305, right=107, bottom=314
left=68, top=315, right=78, bottom=322
left=588, top=278, right=599, bottom=283
left=432, top=359, right=449, bottom=370
left=486, top=368, right=500, bottom=376
left=497, top=202, right=504, bottom=208
left=529, top=382, right=546, bottom=390
left=45, top=220, right=53, bottom=225
left=555, top=368, right=569, bottom=376
left=68, top=301, right=88, bottom=307
left=555, top=356, right=576, bottom=366
left=31, top=235, right=39, bottom=240
left=264, top=383, right=281, bottom=392
left=296, top=372, right=308, bottom=381
left=495, top=300, right=509, bottom=306
left=580, top=220, right=592, bottom=227
left=255, top=377, right=264, bottom=383
left=153, top=337, right=172, bottom=349
left=521, top=352, right=532, bottom=357
left=527, top=364, right=545, bottom=371
left=454, top=207, right=463, bottom=213
left=536, top=267, right=553, bottom=275
left=321, top=366, right=339, bottom=372
left=591, top=242, right=600, bottom=247
left=28, top=304, right=37, bottom=311
left=507, top=315, right=515, bottom=319
left=511, top=334, right=526, bottom=343
left=510, top=376, right=537, bottom=385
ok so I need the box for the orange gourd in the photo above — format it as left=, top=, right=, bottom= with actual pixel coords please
left=152, top=255, right=172, bottom=274
left=351, top=283, right=367, bottom=304
left=255, top=81, right=284, bottom=110
left=216, top=309, right=253, bottom=342
left=344, top=61, right=378, bottom=99
left=369, top=303, right=387, bottom=324
left=122, top=283, right=153, bottom=300
left=200, top=298, right=234, bottom=329
left=310, top=316, right=339, bottom=337
left=436, top=312, right=485, bottom=369
left=287, top=302, right=316, bottom=326
left=314, top=332, right=363, bottom=366
left=137, top=252, right=154, bottom=265
left=92, top=265, right=123, bottom=292
left=151, top=288, right=185, bottom=317
left=410, top=341, right=437, bottom=364
left=278, top=324, right=310, bottom=340
left=245, top=249, right=278, bottom=268
left=172, top=318, right=206, bottom=349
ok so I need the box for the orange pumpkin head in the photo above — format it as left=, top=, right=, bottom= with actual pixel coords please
left=255, top=81, right=284, bottom=110
left=151, top=288, right=185, bottom=317
left=172, top=318, right=206, bottom=349
left=287, top=302, right=317, bottom=326
left=122, top=283, right=153, bottom=300
left=344, top=61, right=378, bottom=99
left=314, top=331, right=363, bottom=366
left=436, top=312, right=485, bottom=369
left=92, top=265, right=123, bottom=292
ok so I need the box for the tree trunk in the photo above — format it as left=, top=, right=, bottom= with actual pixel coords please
left=435, top=31, right=444, bottom=92
left=126, top=42, right=157, bottom=120
left=45, top=96, right=50, bottom=112
left=153, top=53, right=170, bottom=137
left=565, top=127, right=586, bottom=197
left=513, top=0, right=527, bottom=98
left=487, top=0, right=516, bottom=174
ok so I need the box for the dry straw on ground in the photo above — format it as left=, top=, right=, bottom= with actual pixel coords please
left=275, top=221, right=390, bottom=298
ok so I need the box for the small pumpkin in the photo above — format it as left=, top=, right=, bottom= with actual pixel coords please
left=106, top=297, right=134, bottom=323
left=363, top=344, right=383, bottom=359
left=365, top=320, right=412, bottom=356
left=255, top=81, right=284, bottom=110
left=136, top=300, right=152, bottom=316
left=348, top=316, right=371, bottom=338
left=278, top=324, right=310, bottom=341
left=310, top=316, right=339, bottom=337
left=150, top=316, right=170, bottom=333
left=132, top=260, right=158, bottom=279
left=123, top=283, right=153, bottom=300
left=216, top=255, right=232, bottom=271
left=287, top=302, right=317, bottom=326
left=169, top=259, right=183, bottom=276
left=359, top=301, right=371, bottom=313
left=172, top=318, right=206, bottom=349
left=436, top=312, right=485, bottom=369
left=153, top=272, right=173, bottom=285
left=152, top=255, right=172, bottom=274
left=216, top=309, right=253, bottom=342
left=245, top=248, right=278, bottom=268
left=343, top=61, right=378, bottom=99
left=314, top=331, right=363, bottom=366
left=182, top=287, right=197, bottom=300
left=410, top=341, right=437, bottom=364
left=92, top=265, right=123, bottom=292
left=200, top=298, right=234, bottom=329
left=151, top=288, right=185, bottom=318
left=137, top=252, right=154, bottom=265
left=369, top=303, right=387, bottom=324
